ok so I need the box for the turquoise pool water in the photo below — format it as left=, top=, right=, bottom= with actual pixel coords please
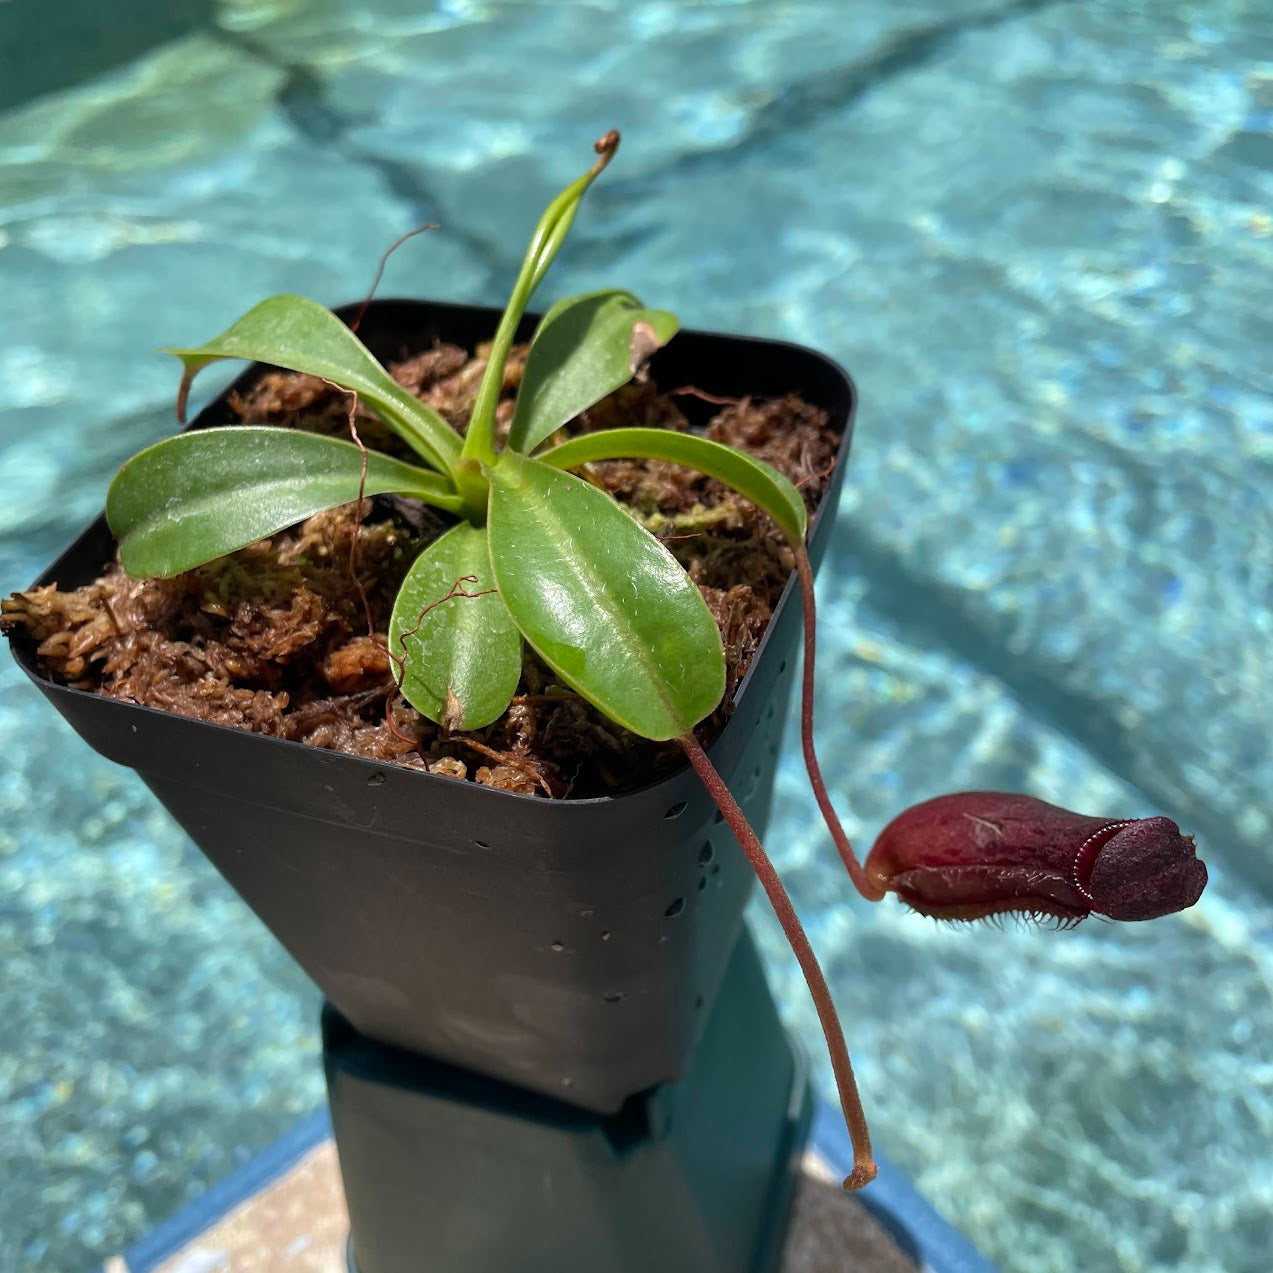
left=2, top=2, right=1270, bottom=1270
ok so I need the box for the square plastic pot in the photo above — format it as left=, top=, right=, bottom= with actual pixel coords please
left=8, top=298, right=855, bottom=1114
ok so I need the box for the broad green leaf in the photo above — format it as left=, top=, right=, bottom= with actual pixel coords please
left=389, top=523, right=522, bottom=731
left=108, top=426, right=462, bottom=578
left=538, top=427, right=808, bottom=544
left=506, top=291, right=679, bottom=454
left=166, top=295, right=462, bottom=475
left=487, top=451, right=724, bottom=741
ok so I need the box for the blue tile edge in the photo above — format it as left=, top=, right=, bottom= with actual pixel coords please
left=112, top=1107, right=333, bottom=1273
left=106, top=1100, right=997, bottom=1273
left=811, top=1104, right=999, bottom=1273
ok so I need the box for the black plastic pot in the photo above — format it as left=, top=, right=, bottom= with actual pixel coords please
left=9, top=299, right=855, bottom=1114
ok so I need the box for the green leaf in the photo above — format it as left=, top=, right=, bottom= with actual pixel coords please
left=537, top=427, right=808, bottom=543
left=389, top=523, right=522, bottom=731
left=107, top=426, right=462, bottom=578
left=506, top=291, right=679, bottom=454
left=487, top=451, right=724, bottom=741
left=166, top=295, right=463, bottom=475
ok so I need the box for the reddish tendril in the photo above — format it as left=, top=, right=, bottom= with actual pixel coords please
left=679, top=731, right=877, bottom=1192
left=179, top=216, right=435, bottom=420
left=792, top=542, right=884, bottom=903
left=383, top=575, right=494, bottom=754
left=388, top=577, right=495, bottom=676
left=795, top=460, right=837, bottom=491
left=348, top=223, right=439, bottom=334
left=668, top=386, right=743, bottom=407
left=319, top=380, right=378, bottom=641
left=663, top=464, right=877, bottom=1185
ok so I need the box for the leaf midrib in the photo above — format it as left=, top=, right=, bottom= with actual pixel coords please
left=500, top=464, right=687, bottom=738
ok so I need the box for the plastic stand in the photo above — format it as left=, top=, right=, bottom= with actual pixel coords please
left=325, top=927, right=813, bottom=1273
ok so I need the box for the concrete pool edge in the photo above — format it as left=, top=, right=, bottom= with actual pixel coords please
left=102, top=1100, right=998, bottom=1273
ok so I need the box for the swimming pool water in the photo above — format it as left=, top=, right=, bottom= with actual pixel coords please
left=2, top=2, right=1270, bottom=1270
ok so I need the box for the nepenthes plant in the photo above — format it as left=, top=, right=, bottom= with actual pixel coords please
left=104, top=131, right=1208, bottom=1192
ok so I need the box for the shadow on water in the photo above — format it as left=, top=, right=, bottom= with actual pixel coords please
left=0, top=0, right=215, bottom=114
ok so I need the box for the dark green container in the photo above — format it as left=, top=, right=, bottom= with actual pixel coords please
left=328, top=927, right=812, bottom=1273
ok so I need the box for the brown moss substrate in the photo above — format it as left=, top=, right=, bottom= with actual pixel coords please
left=3, top=342, right=838, bottom=798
